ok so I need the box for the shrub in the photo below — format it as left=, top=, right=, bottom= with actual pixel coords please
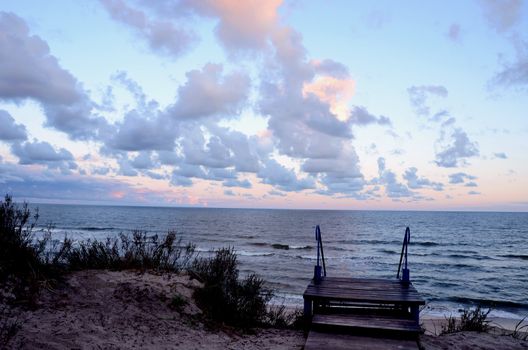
left=441, top=305, right=491, bottom=334
left=192, top=248, right=272, bottom=328
left=0, top=195, right=195, bottom=303
left=169, top=294, right=188, bottom=312
left=265, top=305, right=304, bottom=329
left=511, top=317, right=528, bottom=341
left=65, top=230, right=195, bottom=272
left=0, top=195, right=66, bottom=303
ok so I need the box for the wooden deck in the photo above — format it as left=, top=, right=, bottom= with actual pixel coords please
left=303, top=277, right=425, bottom=349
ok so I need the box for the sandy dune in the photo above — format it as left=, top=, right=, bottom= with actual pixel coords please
left=7, top=270, right=304, bottom=349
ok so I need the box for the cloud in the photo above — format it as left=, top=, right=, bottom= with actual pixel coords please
left=168, top=63, right=250, bottom=119
left=468, top=190, right=481, bottom=195
left=108, top=110, right=175, bottom=151
left=494, top=152, right=508, bottom=159
left=11, top=140, right=77, bottom=173
left=303, top=75, right=355, bottom=122
left=448, top=172, right=477, bottom=184
left=130, top=151, right=156, bottom=169
left=492, top=38, right=528, bottom=88
left=403, top=167, right=444, bottom=191
left=302, top=144, right=365, bottom=196
left=257, top=158, right=315, bottom=192
left=0, top=110, right=27, bottom=141
left=375, top=158, right=414, bottom=198
left=181, top=0, right=283, bottom=51
left=407, top=85, right=448, bottom=118
left=479, top=0, right=522, bottom=33
left=0, top=160, right=167, bottom=204
left=349, top=106, right=392, bottom=126
left=100, top=0, right=195, bottom=57
left=435, top=128, right=479, bottom=167
left=223, top=178, right=251, bottom=188
left=464, top=181, right=478, bottom=187
left=0, top=12, right=106, bottom=139
left=107, top=64, right=251, bottom=152
left=447, top=23, right=461, bottom=41
left=311, top=59, right=350, bottom=79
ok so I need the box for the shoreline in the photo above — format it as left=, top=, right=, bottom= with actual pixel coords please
left=421, top=315, right=528, bottom=335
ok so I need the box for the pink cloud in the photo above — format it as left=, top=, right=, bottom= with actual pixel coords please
left=303, top=76, right=355, bottom=121
left=184, top=0, right=283, bottom=50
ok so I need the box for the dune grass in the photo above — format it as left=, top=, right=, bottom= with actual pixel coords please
left=65, top=230, right=196, bottom=272
left=0, top=194, right=194, bottom=304
left=441, top=305, right=491, bottom=334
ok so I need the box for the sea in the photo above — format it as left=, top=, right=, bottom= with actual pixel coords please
left=31, top=204, right=528, bottom=320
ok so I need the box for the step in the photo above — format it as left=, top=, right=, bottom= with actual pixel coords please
left=312, top=313, right=422, bottom=336
left=304, top=331, right=419, bottom=350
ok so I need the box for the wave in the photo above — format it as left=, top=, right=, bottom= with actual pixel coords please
left=379, top=248, right=398, bottom=254
left=78, top=226, right=115, bottom=231
left=413, top=241, right=440, bottom=247
left=289, top=245, right=312, bottom=250
left=237, top=251, right=274, bottom=257
left=448, top=296, right=528, bottom=310
left=499, top=254, right=528, bottom=260
left=249, top=242, right=312, bottom=250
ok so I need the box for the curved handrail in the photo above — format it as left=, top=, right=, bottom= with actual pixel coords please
left=397, top=227, right=410, bottom=280
left=315, top=225, right=327, bottom=277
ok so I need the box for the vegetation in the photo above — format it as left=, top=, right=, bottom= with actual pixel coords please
left=191, top=248, right=272, bottom=328
left=66, top=231, right=195, bottom=272
left=511, top=317, right=528, bottom=341
left=1, top=194, right=298, bottom=338
left=0, top=194, right=194, bottom=304
left=191, top=247, right=301, bottom=329
left=0, top=195, right=68, bottom=304
left=441, top=305, right=491, bottom=334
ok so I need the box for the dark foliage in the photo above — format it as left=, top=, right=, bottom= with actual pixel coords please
left=441, top=305, right=491, bottom=334
left=0, top=194, right=194, bottom=304
left=66, top=230, right=195, bottom=272
left=192, top=248, right=273, bottom=328
left=511, top=317, right=528, bottom=341
left=0, top=195, right=68, bottom=303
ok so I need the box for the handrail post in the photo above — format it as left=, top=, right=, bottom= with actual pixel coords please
left=313, top=225, right=326, bottom=284
left=397, top=227, right=411, bottom=284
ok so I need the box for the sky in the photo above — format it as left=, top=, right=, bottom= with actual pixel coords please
left=0, top=0, right=527, bottom=211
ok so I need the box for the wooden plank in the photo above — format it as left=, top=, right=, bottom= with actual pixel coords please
left=312, top=313, right=421, bottom=333
left=305, top=286, right=423, bottom=297
left=304, top=331, right=418, bottom=350
left=304, top=290, right=424, bottom=301
left=309, top=281, right=419, bottom=292
left=306, top=278, right=422, bottom=293
left=303, top=292, right=425, bottom=305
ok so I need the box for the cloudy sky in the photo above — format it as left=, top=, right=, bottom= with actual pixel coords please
left=0, top=1, right=527, bottom=210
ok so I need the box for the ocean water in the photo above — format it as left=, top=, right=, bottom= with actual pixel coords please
left=32, top=204, right=528, bottom=319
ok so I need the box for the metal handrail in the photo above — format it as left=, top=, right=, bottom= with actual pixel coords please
left=315, top=225, right=327, bottom=277
left=397, top=227, right=410, bottom=280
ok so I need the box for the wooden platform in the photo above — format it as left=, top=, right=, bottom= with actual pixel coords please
left=303, top=277, right=425, bottom=349
left=304, top=331, right=419, bottom=350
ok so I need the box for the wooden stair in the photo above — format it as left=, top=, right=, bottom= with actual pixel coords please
left=312, top=312, right=422, bottom=338
left=304, top=331, right=419, bottom=350
left=303, top=277, right=425, bottom=349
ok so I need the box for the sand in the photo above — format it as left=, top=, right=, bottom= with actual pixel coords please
left=2, top=270, right=527, bottom=349
left=4, top=270, right=304, bottom=349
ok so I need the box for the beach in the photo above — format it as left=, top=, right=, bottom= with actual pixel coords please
left=3, top=270, right=527, bottom=349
